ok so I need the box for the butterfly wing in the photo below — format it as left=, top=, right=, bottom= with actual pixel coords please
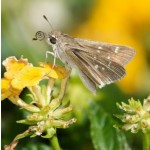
left=74, top=38, right=135, bottom=66
left=57, top=35, right=135, bottom=94
left=63, top=47, right=97, bottom=94
left=72, top=49, right=126, bottom=86
left=64, top=46, right=126, bottom=94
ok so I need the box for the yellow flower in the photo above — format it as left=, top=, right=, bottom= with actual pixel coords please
left=1, top=56, right=76, bottom=147
left=1, top=56, right=68, bottom=100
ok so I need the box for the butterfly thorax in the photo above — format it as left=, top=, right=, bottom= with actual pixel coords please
left=47, top=31, right=79, bottom=67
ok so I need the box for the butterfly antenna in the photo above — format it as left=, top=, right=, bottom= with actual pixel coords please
left=43, top=15, right=54, bottom=31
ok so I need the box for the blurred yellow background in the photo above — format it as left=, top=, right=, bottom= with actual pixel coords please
left=73, top=0, right=150, bottom=94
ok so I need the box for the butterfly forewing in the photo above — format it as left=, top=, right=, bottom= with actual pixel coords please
left=74, top=38, right=135, bottom=66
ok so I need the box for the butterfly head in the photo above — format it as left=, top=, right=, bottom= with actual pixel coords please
left=46, top=31, right=61, bottom=45
left=33, top=31, right=61, bottom=45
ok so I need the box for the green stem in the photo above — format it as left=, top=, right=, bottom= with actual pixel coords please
left=143, top=133, right=150, bottom=150
left=50, top=134, right=61, bottom=150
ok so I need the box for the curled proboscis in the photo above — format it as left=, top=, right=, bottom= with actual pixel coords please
left=33, top=31, right=45, bottom=41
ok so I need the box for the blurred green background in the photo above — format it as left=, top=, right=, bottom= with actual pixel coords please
left=1, top=0, right=150, bottom=150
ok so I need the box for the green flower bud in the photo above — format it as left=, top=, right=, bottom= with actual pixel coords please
left=115, top=96, right=150, bottom=134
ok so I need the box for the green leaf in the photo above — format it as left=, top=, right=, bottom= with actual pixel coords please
left=89, top=101, right=130, bottom=150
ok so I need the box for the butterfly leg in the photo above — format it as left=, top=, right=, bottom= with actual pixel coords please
left=52, top=51, right=57, bottom=69
left=45, top=50, right=54, bottom=63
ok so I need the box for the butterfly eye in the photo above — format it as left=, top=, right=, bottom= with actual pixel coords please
left=49, top=37, right=56, bottom=44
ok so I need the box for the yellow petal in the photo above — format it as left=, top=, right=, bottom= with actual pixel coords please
left=11, top=66, right=46, bottom=90
left=1, top=78, right=10, bottom=92
left=39, top=63, right=69, bottom=79
left=1, top=78, right=11, bottom=100
left=1, top=78, right=21, bottom=100
left=3, top=56, right=32, bottom=80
